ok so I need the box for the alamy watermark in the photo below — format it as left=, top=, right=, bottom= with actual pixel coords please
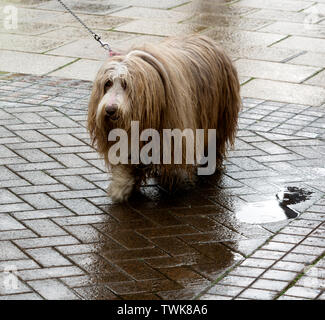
left=2, top=5, right=18, bottom=30
left=107, top=121, right=218, bottom=175
left=1, top=265, right=18, bottom=292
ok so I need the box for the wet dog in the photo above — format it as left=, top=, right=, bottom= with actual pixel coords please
left=88, top=35, right=241, bottom=202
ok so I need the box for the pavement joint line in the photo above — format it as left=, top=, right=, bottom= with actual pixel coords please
left=41, top=39, right=80, bottom=55
left=298, top=3, right=318, bottom=13
left=194, top=233, right=277, bottom=299
left=276, top=249, right=325, bottom=299
left=254, top=21, right=275, bottom=32
left=196, top=197, right=325, bottom=300
left=281, top=50, right=308, bottom=64
left=301, top=67, right=325, bottom=84
left=1, top=0, right=325, bottom=296
left=240, top=77, right=254, bottom=86
left=253, top=106, right=323, bottom=142
left=232, top=217, right=325, bottom=300
left=267, top=34, right=291, bottom=48
left=167, top=1, right=191, bottom=10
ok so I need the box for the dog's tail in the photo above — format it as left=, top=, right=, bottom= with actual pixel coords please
left=213, top=45, right=242, bottom=162
left=217, top=48, right=242, bottom=155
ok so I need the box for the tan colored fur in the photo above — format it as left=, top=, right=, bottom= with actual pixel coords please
left=88, top=35, right=241, bottom=202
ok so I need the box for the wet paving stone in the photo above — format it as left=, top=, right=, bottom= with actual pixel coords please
left=27, top=279, right=80, bottom=300
left=0, top=69, right=324, bottom=300
left=36, top=0, right=127, bottom=15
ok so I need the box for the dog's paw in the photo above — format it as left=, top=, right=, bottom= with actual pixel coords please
left=108, top=182, right=134, bottom=203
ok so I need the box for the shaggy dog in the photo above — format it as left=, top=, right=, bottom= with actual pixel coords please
left=88, top=35, right=241, bottom=202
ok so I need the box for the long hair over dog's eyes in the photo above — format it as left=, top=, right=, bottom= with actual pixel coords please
left=104, top=80, right=113, bottom=91
left=121, top=79, right=127, bottom=90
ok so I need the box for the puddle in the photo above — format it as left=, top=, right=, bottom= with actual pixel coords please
left=276, top=186, right=313, bottom=206
left=236, top=187, right=313, bottom=224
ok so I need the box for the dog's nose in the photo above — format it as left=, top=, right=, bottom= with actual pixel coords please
left=105, top=104, right=118, bottom=117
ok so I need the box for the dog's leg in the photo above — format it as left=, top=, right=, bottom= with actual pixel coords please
left=108, top=165, right=135, bottom=202
left=158, top=167, right=197, bottom=192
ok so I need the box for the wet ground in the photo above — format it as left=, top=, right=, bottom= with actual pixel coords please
left=0, top=73, right=324, bottom=300
left=0, top=0, right=325, bottom=300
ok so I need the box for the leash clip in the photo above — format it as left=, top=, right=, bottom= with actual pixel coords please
left=93, top=34, right=112, bottom=54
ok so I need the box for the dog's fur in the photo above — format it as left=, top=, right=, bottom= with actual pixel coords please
left=88, top=35, right=241, bottom=202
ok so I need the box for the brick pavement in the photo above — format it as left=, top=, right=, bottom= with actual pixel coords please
left=0, top=73, right=323, bottom=300
left=0, top=0, right=324, bottom=300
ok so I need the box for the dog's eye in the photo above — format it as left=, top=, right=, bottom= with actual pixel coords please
left=104, top=80, right=113, bottom=91
left=121, top=80, right=127, bottom=90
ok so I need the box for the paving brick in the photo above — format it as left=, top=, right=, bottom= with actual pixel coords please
left=207, top=284, right=244, bottom=296
left=48, top=189, right=106, bottom=200
left=262, top=269, right=297, bottom=282
left=11, top=184, right=68, bottom=195
left=108, top=230, right=153, bottom=249
left=20, top=194, right=62, bottom=210
left=138, top=225, right=198, bottom=238
left=60, top=272, right=130, bottom=288
left=102, top=248, right=168, bottom=262
left=8, top=162, right=63, bottom=172
left=292, top=245, right=325, bottom=256
left=14, top=236, right=79, bottom=249
left=73, top=286, right=119, bottom=300
left=47, top=134, right=85, bottom=147
left=217, top=275, right=255, bottom=287
left=55, top=175, right=96, bottom=190
left=235, top=59, right=319, bottom=83
left=0, top=273, right=31, bottom=295
left=250, top=250, right=284, bottom=260
left=0, top=259, right=39, bottom=271
left=63, top=225, right=111, bottom=244
left=0, top=189, right=22, bottom=204
left=0, top=229, right=37, bottom=241
left=18, top=266, right=84, bottom=281
left=251, top=279, right=288, bottom=291
left=199, top=293, right=233, bottom=300
left=0, top=203, right=33, bottom=213
left=27, top=279, right=80, bottom=299
left=240, top=258, right=276, bottom=269
left=23, top=219, right=67, bottom=237
left=282, top=253, right=317, bottom=264
left=284, top=286, right=320, bottom=299
left=117, top=260, right=165, bottom=281
left=0, top=7, right=325, bottom=300
left=0, top=214, right=25, bottom=231
left=56, top=244, right=101, bottom=255
left=272, top=261, right=306, bottom=273
left=106, top=279, right=182, bottom=295
left=14, top=149, right=53, bottom=163
left=0, top=292, right=43, bottom=300
left=0, top=241, right=27, bottom=260
left=237, top=288, right=277, bottom=300
left=52, top=153, right=88, bottom=168
left=12, top=208, right=74, bottom=220
left=26, top=247, right=71, bottom=267
left=46, top=116, right=79, bottom=128
left=53, top=215, right=108, bottom=226
left=228, top=266, right=265, bottom=278
left=58, top=198, right=103, bottom=215
left=262, top=241, right=296, bottom=252
left=18, top=171, right=57, bottom=185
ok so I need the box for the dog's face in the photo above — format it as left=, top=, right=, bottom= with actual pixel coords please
left=93, top=59, right=130, bottom=131
left=88, top=51, right=171, bottom=160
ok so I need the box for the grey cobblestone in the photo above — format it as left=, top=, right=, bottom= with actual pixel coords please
left=0, top=0, right=324, bottom=299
